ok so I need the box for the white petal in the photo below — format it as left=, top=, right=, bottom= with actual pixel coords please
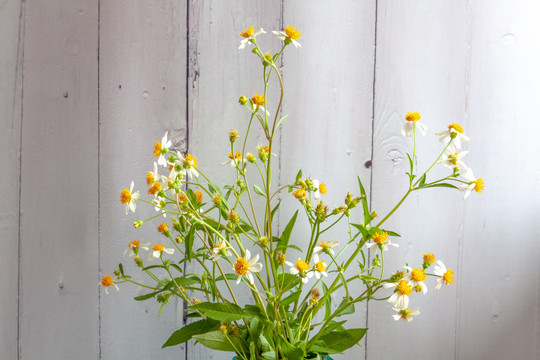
left=246, top=272, right=255, bottom=284
left=250, top=253, right=259, bottom=264
left=250, top=263, right=263, bottom=272
left=236, top=276, right=242, bottom=284
left=244, top=249, right=251, bottom=260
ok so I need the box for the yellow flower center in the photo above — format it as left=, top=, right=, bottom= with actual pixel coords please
left=296, top=258, right=310, bottom=272
left=146, top=172, right=155, bottom=186
left=319, top=183, right=327, bottom=195
left=285, top=25, right=301, bottom=40
left=405, top=111, right=421, bottom=122
left=228, top=151, right=242, bottom=161
left=240, top=26, right=254, bottom=38
left=293, top=188, right=306, bottom=199
left=474, top=178, right=485, bottom=193
left=448, top=123, right=464, bottom=133
left=372, top=231, right=389, bottom=245
left=153, top=141, right=162, bottom=157
left=148, top=181, right=161, bottom=195
left=411, top=267, right=427, bottom=282
left=152, top=244, right=165, bottom=252
left=234, top=258, right=249, bottom=275
left=423, top=253, right=435, bottom=264
left=185, top=154, right=198, bottom=168
left=315, top=261, right=326, bottom=272
left=213, top=241, right=223, bottom=249
left=129, top=240, right=140, bottom=249
left=120, top=189, right=131, bottom=204
left=447, top=153, right=459, bottom=165
left=443, top=269, right=455, bottom=285
left=252, top=93, right=265, bottom=107
left=397, top=280, right=413, bottom=296
left=318, top=240, right=330, bottom=250
left=101, top=276, right=114, bottom=287
left=178, top=193, right=188, bottom=203
left=195, top=190, right=203, bottom=203
left=399, top=308, right=410, bottom=319
left=157, top=223, right=169, bottom=233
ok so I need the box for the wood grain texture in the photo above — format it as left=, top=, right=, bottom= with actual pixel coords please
left=0, top=0, right=24, bottom=358
left=279, top=2, right=376, bottom=360
left=18, top=0, right=99, bottom=359
left=367, top=2, right=469, bottom=359
left=99, top=1, right=188, bottom=359
left=456, top=1, right=540, bottom=359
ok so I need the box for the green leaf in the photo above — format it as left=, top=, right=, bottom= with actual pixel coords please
left=277, top=210, right=298, bottom=253
left=271, top=201, right=281, bottom=221
left=309, top=341, right=341, bottom=355
left=281, top=291, right=301, bottom=307
left=321, top=320, right=347, bottom=335
left=162, top=319, right=220, bottom=348
left=185, top=226, right=195, bottom=260
left=214, top=273, right=237, bottom=282
left=261, top=351, right=276, bottom=360
left=335, top=298, right=355, bottom=316
left=351, top=223, right=369, bottom=238
left=322, top=282, right=331, bottom=319
left=278, top=336, right=305, bottom=360
left=192, top=330, right=242, bottom=352
left=118, top=263, right=125, bottom=276
left=186, top=188, right=198, bottom=206
left=134, top=290, right=162, bottom=301
left=422, top=183, right=459, bottom=189
left=418, top=173, right=426, bottom=187
left=295, top=169, right=302, bottom=183
left=190, top=302, right=251, bottom=322
left=253, top=184, right=266, bottom=197
left=357, top=177, right=371, bottom=225
left=275, top=113, right=289, bottom=129
left=407, top=153, right=414, bottom=173
left=279, top=273, right=301, bottom=292
left=318, top=328, right=367, bottom=353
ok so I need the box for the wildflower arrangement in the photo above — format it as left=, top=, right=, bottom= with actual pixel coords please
left=102, top=26, right=484, bottom=360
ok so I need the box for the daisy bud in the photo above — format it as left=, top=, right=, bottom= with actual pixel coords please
left=228, top=209, right=240, bottom=224
left=232, top=326, right=240, bottom=335
left=344, top=209, right=351, bottom=217
left=423, top=253, right=436, bottom=269
left=229, top=129, right=239, bottom=143
left=133, top=221, right=143, bottom=229
left=134, top=256, right=143, bottom=267
left=212, top=193, right=222, bottom=206
left=157, top=223, right=171, bottom=237
left=275, top=250, right=286, bottom=265
left=370, top=210, right=378, bottom=218
left=372, top=256, right=381, bottom=267
left=172, top=217, right=181, bottom=232
left=332, top=206, right=347, bottom=215
left=239, top=96, right=248, bottom=105
left=246, top=153, right=256, bottom=163
left=192, top=298, right=202, bottom=305
left=157, top=190, right=166, bottom=198
left=219, top=325, right=228, bottom=334
left=390, top=271, right=405, bottom=282
left=264, top=52, right=273, bottom=62
left=168, top=153, right=177, bottom=163
left=259, top=236, right=268, bottom=247
left=113, top=269, right=120, bottom=277
left=236, top=179, right=246, bottom=190
left=175, top=236, right=183, bottom=243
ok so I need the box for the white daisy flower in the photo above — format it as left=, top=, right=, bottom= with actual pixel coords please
left=120, top=181, right=140, bottom=215
left=364, top=231, right=399, bottom=253
left=384, top=280, right=413, bottom=310
left=404, top=266, right=428, bottom=294
left=392, top=307, right=420, bottom=322
left=312, top=254, right=328, bottom=279
left=100, top=276, right=119, bottom=295
left=433, top=260, right=455, bottom=290
left=160, top=167, right=178, bottom=192
left=153, top=132, right=172, bottom=167
left=285, top=258, right=314, bottom=284
left=209, top=240, right=231, bottom=262
left=233, top=250, right=263, bottom=284
left=440, top=147, right=468, bottom=170
left=311, top=179, right=328, bottom=200
left=435, top=123, right=470, bottom=149
left=272, top=25, right=302, bottom=48
left=313, top=240, right=339, bottom=256
left=459, top=168, right=485, bottom=199
left=221, top=151, right=245, bottom=167
left=146, top=162, right=160, bottom=187
left=123, top=240, right=150, bottom=257
left=147, top=243, right=174, bottom=261
left=176, top=151, right=199, bottom=179
left=401, top=111, right=427, bottom=137
left=238, top=26, right=266, bottom=50
left=152, top=196, right=167, bottom=218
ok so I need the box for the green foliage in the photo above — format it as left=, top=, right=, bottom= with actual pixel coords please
left=190, top=302, right=252, bottom=322
left=162, top=319, right=220, bottom=348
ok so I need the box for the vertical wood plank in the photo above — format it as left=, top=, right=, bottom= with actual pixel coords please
left=0, top=0, right=24, bottom=358
left=279, top=2, right=376, bottom=360
left=186, top=2, right=281, bottom=359
left=367, top=2, right=468, bottom=359
left=99, top=1, right=188, bottom=359
left=457, top=1, right=540, bottom=359
left=19, top=0, right=99, bottom=359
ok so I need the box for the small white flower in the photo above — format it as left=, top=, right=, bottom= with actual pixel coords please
left=401, top=111, right=427, bottom=137
left=221, top=151, right=245, bottom=167
left=160, top=167, right=178, bottom=192
left=313, top=240, right=339, bottom=256
left=272, top=25, right=302, bottom=48
left=364, top=231, right=398, bottom=253
left=440, top=147, right=468, bottom=170
left=312, top=254, right=328, bottom=279
left=233, top=250, right=263, bottom=285
left=120, top=181, right=140, bottom=215
left=155, top=132, right=172, bottom=167
left=435, top=123, right=470, bottom=149
left=176, top=151, right=199, bottom=179
left=239, top=26, right=266, bottom=50
left=285, top=258, right=314, bottom=284
left=384, top=280, right=413, bottom=310
left=459, top=168, right=485, bottom=200
left=123, top=240, right=150, bottom=257
left=392, top=307, right=420, bottom=322
left=404, top=266, right=428, bottom=295
left=100, top=276, right=119, bottom=295
left=152, top=196, right=167, bottom=217
left=433, top=260, right=455, bottom=290
left=312, top=179, right=328, bottom=200
left=209, top=241, right=231, bottom=262
left=147, top=244, right=174, bottom=261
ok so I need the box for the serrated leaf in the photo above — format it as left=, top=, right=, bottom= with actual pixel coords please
left=278, top=336, right=305, bottom=360
left=335, top=298, right=355, bottom=316
left=351, top=223, right=369, bottom=238
left=134, top=290, right=162, bottom=301
left=253, top=184, right=266, bottom=197
left=279, top=273, right=301, bottom=291
left=190, top=302, right=251, bottom=322
left=381, top=229, right=401, bottom=237
left=162, top=318, right=220, bottom=348
left=281, top=291, right=301, bottom=307
left=317, top=328, right=367, bottom=353
left=322, top=282, right=331, bottom=319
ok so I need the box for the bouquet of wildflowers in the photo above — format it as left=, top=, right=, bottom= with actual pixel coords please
left=101, top=25, right=484, bottom=360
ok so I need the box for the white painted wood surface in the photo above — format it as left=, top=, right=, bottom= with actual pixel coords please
left=1, top=1, right=539, bottom=359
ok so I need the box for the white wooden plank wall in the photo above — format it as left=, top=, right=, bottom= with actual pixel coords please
left=1, top=1, right=539, bottom=359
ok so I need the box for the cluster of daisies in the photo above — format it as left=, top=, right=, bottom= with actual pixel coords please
left=402, top=111, right=485, bottom=199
